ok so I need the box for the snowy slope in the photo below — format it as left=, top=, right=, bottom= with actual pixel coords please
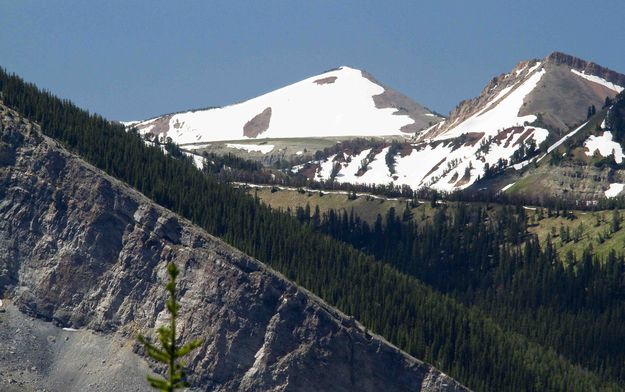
left=313, top=61, right=550, bottom=191
left=571, top=69, right=624, bottom=93
left=127, top=67, right=442, bottom=145
left=437, top=64, right=546, bottom=140
left=315, top=126, right=547, bottom=191
left=308, top=52, right=625, bottom=192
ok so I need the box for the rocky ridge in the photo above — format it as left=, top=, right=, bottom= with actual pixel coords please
left=0, top=101, right=467, bottom=391
left=426, top=52, right=625, bottom=140
left=303, top=52, right=625, bottom=193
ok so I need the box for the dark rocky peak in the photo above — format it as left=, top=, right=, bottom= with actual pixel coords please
left=545, top=51, right=625, bottom=86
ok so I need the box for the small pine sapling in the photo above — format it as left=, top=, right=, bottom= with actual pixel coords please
left=138, top=263, right=203, bottom=391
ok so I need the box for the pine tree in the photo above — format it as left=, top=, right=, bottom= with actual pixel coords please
left=611, top=209, right=621, bottom=233
left=138, top=263, right=203, bottom=391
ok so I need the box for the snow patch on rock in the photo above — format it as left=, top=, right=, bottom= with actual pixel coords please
left=571, top=69, right=624, bottom=93
left=584, top=131, right=623, bottom=163
left=605, top=183, right=625, bottom=198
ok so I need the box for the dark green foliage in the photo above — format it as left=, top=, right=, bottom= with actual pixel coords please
left=611, top=209, right=621, bottom=233
left=138, top=263, right=202, bottom=391
left=510, top=139, right=537, bottom=164
left=0, top=67, right=621, bottom=391
left=329, top=161, right=341, bottom=181
left=385, top=140, right=403, bottom=174
left=0, top=142, right=15, bottom=167
left=607, top=92, right=625, bottom=144
left=587, top=105, right=596, bottom=119
left=480, top=158, right=509, bottom=181
left=304, top=203, right=625, bottom=384
left=604, top=96, right=614, bottom=109
left=201, top=152, right=263, bottom=174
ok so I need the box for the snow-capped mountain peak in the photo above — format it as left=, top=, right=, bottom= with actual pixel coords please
left=127, top=66, right=442, bottom=145
left=305, top=52, right=625, bottom=192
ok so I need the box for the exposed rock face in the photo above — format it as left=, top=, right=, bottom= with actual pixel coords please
left=0, top=102, right=468, bottom=392
left=313, top=76, right=338, bottom=85
left=243, top=107, right=272, bottom=138
left=361, top=70, right=443, bottom=133
left=425, top=52, right=625, bottom=141
left=546, top=51, right=625, bottom=87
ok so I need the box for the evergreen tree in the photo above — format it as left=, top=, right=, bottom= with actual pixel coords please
left=138, top=263, right=202, bottom=391
left=611, top=209, right=621, bottom=233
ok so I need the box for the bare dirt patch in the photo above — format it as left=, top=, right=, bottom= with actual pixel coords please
left=462, top=132, right=486, bottom=147
left=422, top=157, right=447, bottom=181
left=243, top=107, right=272, bottom=138
left=513, top=128, right=536, bottom=147
left=399, top=143, right=413, bottom=157
left=454, top=170, right=472, bottom=188
left=136, top=114, right=173, bottom=140
left=314, top=76, right=338, bottom=85
left=360, top=71, right=442, bottom=134
left=491, top=127, right=530, bottom=148
left=300, top=163, right=321, bottom=179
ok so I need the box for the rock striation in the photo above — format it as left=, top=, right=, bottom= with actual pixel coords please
left=0, top=101, right=468, bottom=391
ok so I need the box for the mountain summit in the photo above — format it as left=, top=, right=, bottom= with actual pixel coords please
left=308, top=52, right=625, bottom=192
left=127, top=66, right=442, bottom=144
left=424, top=51, right=624, bottom=141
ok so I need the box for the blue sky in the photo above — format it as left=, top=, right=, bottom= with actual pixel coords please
left=1, top=1, right=624, bottom=120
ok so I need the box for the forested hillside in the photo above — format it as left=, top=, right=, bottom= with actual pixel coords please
left=1, top=68, right=622, bottom=391
left=293, top=202, right=625, bottom=382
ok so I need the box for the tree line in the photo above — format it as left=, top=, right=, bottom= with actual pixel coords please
left=291, top=201, right=625, bottom=382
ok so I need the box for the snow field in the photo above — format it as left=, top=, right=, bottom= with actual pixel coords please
left=130, top=67, right=428, bottom=144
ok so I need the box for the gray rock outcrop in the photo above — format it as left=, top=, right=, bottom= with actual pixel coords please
left=0, top=101, right=468, bottom=391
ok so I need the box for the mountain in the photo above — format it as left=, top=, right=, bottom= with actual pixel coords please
left=0, top=101, right=466, bottom=391
left=493, top=89, right=625, bottom=202
left=126, top=66, right=443, bottom=145
left=303, top=52, right=625, bottom=193
left=4, top=66, right=620, bottom=391
left=425, top=52, right=624, bottom=140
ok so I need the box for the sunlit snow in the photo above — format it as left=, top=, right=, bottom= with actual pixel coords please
left=571, top=69, right=624, bottom=93
left=334, top=149, right=373, bottom=182
left=315, top=125, right=547, bottom=191
left=605, top=183, right=625, bottom=198
left=584, top=131, right=623, bottom=163
left=501, top=182, right=516, bottom=192
left=226, top=143, right=275, bottom=154
left=440, top=65, right=546, bottom=139
left=182, top=151, right=205, bottom=169
left=132, top=67, right=431, bottom=144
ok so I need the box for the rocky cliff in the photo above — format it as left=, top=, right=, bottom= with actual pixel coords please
left=424, top=52, right=625, bottom=141
left=0, top=101, right=468, bottom=391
